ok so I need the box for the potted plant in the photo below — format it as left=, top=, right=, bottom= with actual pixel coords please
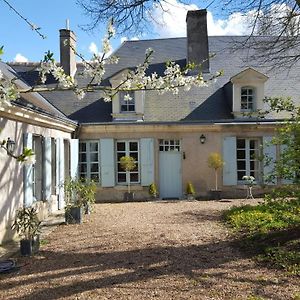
left=207, top=152, right=224, bottom=200
left=149, top=183, right=159, bottom=199
left=64, top=178, right=83, bottom=224
left=79, top=179, right=96, bottom=214
left=120, top=156, right=136, bottom=201
left=242, top=175, right=256, bottom=199
left=186, top=182, right=196, bottom=200
left=11, top=207, right=41, bottom=256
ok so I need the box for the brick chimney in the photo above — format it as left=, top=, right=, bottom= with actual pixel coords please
left=186, top=9, right=209, bottom=73
left=59, top=22, right=77, bottom=77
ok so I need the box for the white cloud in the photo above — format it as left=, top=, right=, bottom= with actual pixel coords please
left=89, top=42, right=98, bottom=54
left=14, top=53, right=28, bottom=62
left=151, top=0, right=253, bottom=37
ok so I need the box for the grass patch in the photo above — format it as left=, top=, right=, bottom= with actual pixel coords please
left=224, top=198, right=300, bottom=275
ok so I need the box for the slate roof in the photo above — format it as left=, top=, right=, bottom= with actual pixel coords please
left=9, top=36, right=300, bottom=124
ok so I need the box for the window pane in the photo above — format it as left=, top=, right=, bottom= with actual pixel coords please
left=118, top=173, right=126, bottom=182
left=237, top=139, right=245, bottom=148
left=90, top=142, right=98, bottom=152
left=237, top=160, right=246, bottom=170
left=117, top=163, right=123, bottom=172
left=91, top=163, right=99, bottom=172
left=130, top=152, right=139, bottom=161
left=117, top=153, right=126, bottom=161
left=80, top=164, right=87, bottom=173
left=130, top=142, right=138, bottom=151
left=80, top=173, right=87, bottom=179
left=130, top=173, right=139, bottom=182
left=117, top=142, right=125, bottom=151
left=91, top=174, right=99, bottom=182
left=159, top=146, right=164, bottom=151
left=80, top=153, right=87, bottom=162
left=90, top=153, right=98, bottom=162
left=79, top=143, right=86, bottom=152
left=238, top=171, right=246, bottom=180
left=128, top=105, right=135, bottom=111
left=237, top=150, right=245, bottom=159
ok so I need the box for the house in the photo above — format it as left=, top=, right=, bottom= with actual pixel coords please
left=1, top=9, right=299, bottom=243
left=0, top=62, right=78, bottom=244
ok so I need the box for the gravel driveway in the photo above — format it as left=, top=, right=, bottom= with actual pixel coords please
left=0, top=200, right=299, bottom=300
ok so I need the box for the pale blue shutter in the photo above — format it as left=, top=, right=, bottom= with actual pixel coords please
left=263, top=136, right=277, bottom=185
left=140, top=138, right=154, bottom=186
left=223, top=136, right=237, bottom=185
left=55, top=138, right=60, bottom=195
left=100, top=138, right=115, bottom=187
left=43, top=137, right=52, bottom=201
left=57, top=138, right=65, bottom=209
left=70, top=139, right=79, bottom=179
left=23, top=133, right=33, bottom=207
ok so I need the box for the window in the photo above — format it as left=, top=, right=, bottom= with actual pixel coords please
left=116, top=141, right=139, bottom=184
left=237, top=138, right=261, bottom=182
left=51, top=138, right=56, bottom=195
left=159, top=139, right=181, bottom=152
left=32, top=135, right=43, bottom=200
left=241, top=87, right=254, bottom=111
left=79, top=141, right=100, bottom=182
left=120, top=91, right=135, bottom=112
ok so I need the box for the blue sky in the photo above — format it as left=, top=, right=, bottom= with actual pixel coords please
left=1, top=0, right=253, bottom=62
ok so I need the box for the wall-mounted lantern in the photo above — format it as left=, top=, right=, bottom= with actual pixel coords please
left=6, top=138, right=16, bottom=155
left=200, top=134, right=206, bottom=144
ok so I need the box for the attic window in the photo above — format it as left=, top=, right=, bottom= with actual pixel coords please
left=120, top=91, right=135, bottom=112
left=241, top=87, right=255, bottom=111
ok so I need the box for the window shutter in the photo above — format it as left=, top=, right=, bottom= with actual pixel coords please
left=70, top=139, right=79, bottom=179
left=23, top=133, right=33, bottom=207
left=43, top=137, right=52, bottom=201
left=140, top=138, right=154, bottom=186
left=223, top=136, right=237, bottom=186
left=263, top=136, right=277, bottom=185
left=55, top=138, right=60, bottom=195
left=100, top=138, right=115, bottom=187
left=57, top=137, right=65, bottom=208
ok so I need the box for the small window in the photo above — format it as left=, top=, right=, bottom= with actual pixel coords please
left=32, top=135, right=43, bottom=200
left=119, top=91, right=135, bottom=112
left=116, top=140, right=139, bottom=184
left=241, top=87, right=255, bottom=111
left=159, top=139, right=181, bottom=152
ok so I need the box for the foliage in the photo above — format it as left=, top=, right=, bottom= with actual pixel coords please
left=224, top=196, right=300, bottom=275
left=11, top=207, right=41, bottom=240
left=149, top=183, right=158, bottom=198
left=186, top=182, right=196, bottom=195
left=207, top=152, right=224, bottom=191
left=64, top=178, right=96, bottom=209
left=120, top=156, right=136, bottom=172
left=242, top=175, right=257, bottom=186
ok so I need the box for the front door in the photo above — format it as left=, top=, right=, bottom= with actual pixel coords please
left=159, top=140, right=182, bottom=199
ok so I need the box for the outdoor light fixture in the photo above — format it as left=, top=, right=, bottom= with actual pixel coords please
left=200, top=134, right=206, bottom=144
left=6, top=138, right=16, bottom=155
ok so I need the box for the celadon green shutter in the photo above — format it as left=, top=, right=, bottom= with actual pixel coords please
left=23, top=133, right=33, bottom=207
left=140, top=138, right=154, bottom=186
left=70, top=139, right=79, bottom=179
left=263, top=136, right=277, bottom=185
left=100, top=138, right=115, bottom=187
left=57, top=137, right=65, bottom=209
left=43, top=136, right=52, bottom=201
left=223, top=136, right=237, bottom=185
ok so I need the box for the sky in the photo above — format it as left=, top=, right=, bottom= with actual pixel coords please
left=0, top=0, right=254, bottom=63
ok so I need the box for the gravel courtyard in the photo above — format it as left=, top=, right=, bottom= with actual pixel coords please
left=0, top=200, right=299, bottom=300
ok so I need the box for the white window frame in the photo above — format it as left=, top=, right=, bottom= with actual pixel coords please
left=119, top=91, right=135, bottom=113
left=79, top=140, right=100, bottom=183
left=241, top=86, right=255, bottom=111
left=159, top=139, right=181, bottom=152
left=116, top=140, right=140, bottom=184
left=32, top=135, right=43, bottom=201
left=237, top=138, right=262, bottom=183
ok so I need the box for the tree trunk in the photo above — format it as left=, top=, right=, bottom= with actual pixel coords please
left=215, top=169, right=218, bottom=191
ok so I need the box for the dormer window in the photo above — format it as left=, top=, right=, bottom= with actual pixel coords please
left=241, top=87, right=255, bottom=111
left=120, top=91, right=135, bottom=113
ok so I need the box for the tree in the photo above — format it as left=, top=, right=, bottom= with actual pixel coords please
left=78, top=0, right=300, bottom=67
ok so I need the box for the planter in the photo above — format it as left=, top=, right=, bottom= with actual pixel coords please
left=20, top=239, right=32, bottom=256
left=65, top=207, right=83, bottom=224
left=32, top=235, right=40, bottom=254
left=124, top=192, right=135, bottom=202
left=209, top=190, right=222, bottom=200
left=187, top=194, right=195, bottom=200
left=84, top=203, right=92, bottom=215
